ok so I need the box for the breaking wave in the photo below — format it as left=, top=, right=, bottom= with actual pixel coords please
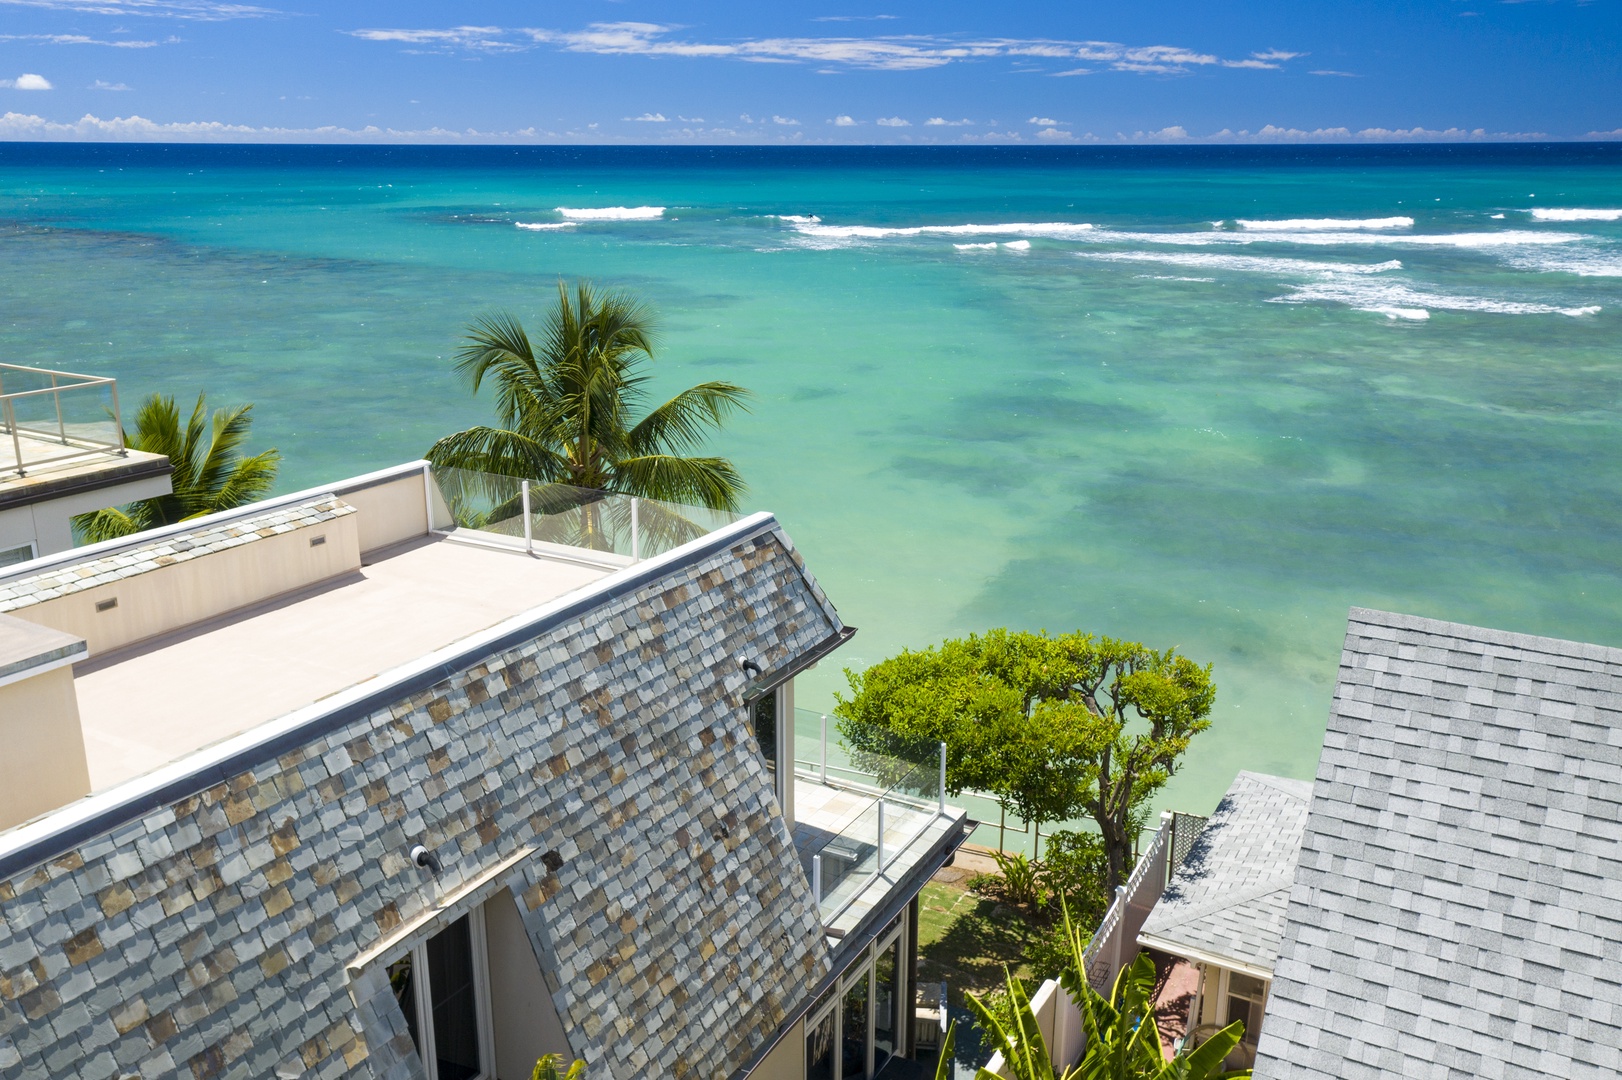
left=1529, top=208, right=1622, bottom=222
left=1083, top=252, right=1404, bottom=276
left=515, top=222, right=578, bottom=231
left=1499, top=247, right=1622, bottom=277
left=1236, top=216, right=1414, bottom=231
left=555, top=206, right=666, bottom=220
left=1277, top=279, right=1602, bottom=321
left=788, top=220, right=1098, bottom=241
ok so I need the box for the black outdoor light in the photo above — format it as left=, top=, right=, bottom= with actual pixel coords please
left=739, top=656, right=762, bottom=678
left=409, top=844, right=442, bottom=874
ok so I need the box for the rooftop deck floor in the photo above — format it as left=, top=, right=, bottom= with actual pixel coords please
left=73, top=535, right=610, bottom=792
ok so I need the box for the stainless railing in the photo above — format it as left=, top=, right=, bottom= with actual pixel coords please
left=0, top=363, right=125, bottom=478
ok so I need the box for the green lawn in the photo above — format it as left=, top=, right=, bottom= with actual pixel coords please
left=915, top=877, right=1043, bottom=1004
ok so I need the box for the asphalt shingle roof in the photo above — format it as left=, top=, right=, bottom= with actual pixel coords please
left=1138, top=770, right=1313, bottom=975
left=1254, top=608, right=1622, bottom=1080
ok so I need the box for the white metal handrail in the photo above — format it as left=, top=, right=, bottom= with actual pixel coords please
left=0, top=362, right=125, bottom=478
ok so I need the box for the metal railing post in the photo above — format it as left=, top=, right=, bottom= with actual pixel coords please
left=4, top=398, right=23, bottom=477
left=51, top=373, right=65, bottom=445
left=938, top=741, right=947, bottom=814
left=630, top=497, right=640, bottom=560
left=812, top=854, right=822, bottom=909
left=877, top=801, right=885, bottom=872
left=108, top=378, right=126, bottom=455
left=521, top=480, right=533, bottom=555
left=820, top=714, right=828, bottom=783
left=422, top=463, right=434, bottom=532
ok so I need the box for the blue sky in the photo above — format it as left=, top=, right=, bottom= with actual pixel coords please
left=0, top=0, right=1617, bottom=143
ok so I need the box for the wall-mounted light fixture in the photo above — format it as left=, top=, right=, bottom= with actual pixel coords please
left=739, top=656, right=762, bottom=678
left=409, top=844, right=442, bottom=874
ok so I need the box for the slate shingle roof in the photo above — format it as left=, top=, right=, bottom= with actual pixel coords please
left=1254, top=608, right=1622, bottom=1080
left=1138, top=770, right=1313, bottom=975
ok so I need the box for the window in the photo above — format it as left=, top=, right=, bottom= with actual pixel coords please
left=0, top=543, right=34, bottom=569
left=1223, top=972, right=1267, bottom=1070
left=805, top=913, right=910, bottom=1079
left=750, top=691, right=777, bottom=778
left=386, top=913, right=495, bottom=1080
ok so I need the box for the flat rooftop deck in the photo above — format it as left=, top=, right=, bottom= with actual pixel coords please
left=73, top=535, right=610, bottom=792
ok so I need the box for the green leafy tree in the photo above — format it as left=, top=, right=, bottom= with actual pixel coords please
left=426, top=279, right=751, bottom=549
left=72, top=392, right=280, bottom=544
left=836, top=629, right=1215, bottom=889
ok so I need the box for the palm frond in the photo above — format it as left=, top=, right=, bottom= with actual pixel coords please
left=610, top=454, right=746, bottom=512
left=627, top=382, right=752, bottom=456
left=426, top=426, right=572, bottom=482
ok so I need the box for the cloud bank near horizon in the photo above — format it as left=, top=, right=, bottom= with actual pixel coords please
left=0, top=110, right=1587, bottom=145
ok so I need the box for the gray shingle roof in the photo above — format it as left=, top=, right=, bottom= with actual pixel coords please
left=1138, top=770, right=1313, bottom=975
left=1254, top=608, right=1622, bottom=1080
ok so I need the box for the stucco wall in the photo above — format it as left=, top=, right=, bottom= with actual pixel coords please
left=0, top=666, right=89, bottom=830
left=0, top=524, right=839, bottom=1080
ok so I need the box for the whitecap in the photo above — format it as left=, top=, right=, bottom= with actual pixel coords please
left=1134, top=275, right=1217, bottom=282
left=1490, top=213, right=1506, bottom=220
left=1499, top=248, right=1622, bottom=277
left=953, top=242, right=997, bottom=250
left=1529, top=208, right=1622, bottom=222
left=1236, top=216, right=1414, bottom=231
left=1083, top=251, right=1404, bottom=276
left=1002, top=240, right=1032, bottom=250
left=515, top=222, right=578, bottom=231
left=789, top=220, right=1097, bottom=241
left=1277, top=278, right=1602, bottom=319
left=554, top=206, right=666, bottom=220
left=774, top=214, right=822, bottom=224
left=1093, top=228, right=1581, bottom=249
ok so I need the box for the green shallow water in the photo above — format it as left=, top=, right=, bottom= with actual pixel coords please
left=3, top=144, right=1620, bottom=821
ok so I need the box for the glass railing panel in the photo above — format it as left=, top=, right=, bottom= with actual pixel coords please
left=815, top=797, right=881, bottom=922
left=431, top=467, right=528, bottom=536
left=0, top=364, right=123, bottom=473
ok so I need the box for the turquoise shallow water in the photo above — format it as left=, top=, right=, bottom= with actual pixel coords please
left=3, top=143, right=1620, bottom=820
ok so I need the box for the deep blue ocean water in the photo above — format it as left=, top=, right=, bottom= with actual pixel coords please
left=3, top=142, right=1620, bottom=818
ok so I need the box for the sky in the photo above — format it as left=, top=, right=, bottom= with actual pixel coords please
left=0, top=0, right=1617, bottom=144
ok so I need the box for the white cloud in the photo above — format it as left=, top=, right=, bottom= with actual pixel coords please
left=772, top=114, right=799, bottom=125
left=876, top=116, right=909, bottom=127
left=1051, top=68, right=1090, bottom=77
left=1253, top=49, right=1303, bottom=61
left=0, top=33, right=167, bottom=47
left=1223, top=59, right=1280, bottom=70
left=0, top=0, right=273, bottom=17
left=1035, top=127, right=1074, bottom=141
left=625, top=112, right=668, bottom=122
left=830, top=115, right=857, bottom=126
left=347, top=22, right=1296, bottom=75
left=90, top=79, right=131, bottom=90
left=1310, top=70, right=1359, bottom=77
left=1, top=74, right=53, bottom=90
left=812, top=14, right=899, bottom=21
left=925, top=117, right=973, bottom=126
left=1028, top=116, right=1062, bottom=126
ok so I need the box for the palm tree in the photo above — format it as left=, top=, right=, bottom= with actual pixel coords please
left=426, top=279, right=751, bottom=551
left=72, top=392, right=281, bottom=544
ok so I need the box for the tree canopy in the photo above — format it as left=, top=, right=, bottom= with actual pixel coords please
left=835, top=628, right=1215, bottom=888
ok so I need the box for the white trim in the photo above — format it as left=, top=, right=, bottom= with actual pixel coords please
left=1135, top=934, right=1275, bottom=982
left=0, top=510, right=778, bottom=863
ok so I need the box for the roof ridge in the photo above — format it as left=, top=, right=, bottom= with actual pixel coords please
left=1348, top=606, right=1622, bottom=665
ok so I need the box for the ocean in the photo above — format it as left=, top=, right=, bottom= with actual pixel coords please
left=2, top=142, right=1619, bottom=822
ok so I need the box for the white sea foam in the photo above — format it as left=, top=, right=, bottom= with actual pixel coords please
left=1134, top=274, right=1217, bottom=282
left=954, top=242, right=997, bottom=250
left=1499, top=247, right=1622, bottom=277
left=1277, top=278, right=1602, bottom=320
left=515, top=221, right=578, bottom=231
left=789, top=220, right=1097, bottom=241
left=554, top=206, right=666, bottom=220
left=1095, top=228, right=1577, bottom=249
left=1236, top=216, right=1414, bottom=231
left=1002, top=240, right=1032, bottom=250
left=1490, top=213, right=1506, bottom=220
left=1084, top=251, right=1404, bottom=276
left=774, top=214, right=822, bottom=224
left=1529, top=208, right=1622, bottom=222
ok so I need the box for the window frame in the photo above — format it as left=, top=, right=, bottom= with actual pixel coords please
left=805, top=911, right=910, bottom=1080
left=0, top=541, right=36, bottom=569
left=396, top=907, right=498, bottom=1080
